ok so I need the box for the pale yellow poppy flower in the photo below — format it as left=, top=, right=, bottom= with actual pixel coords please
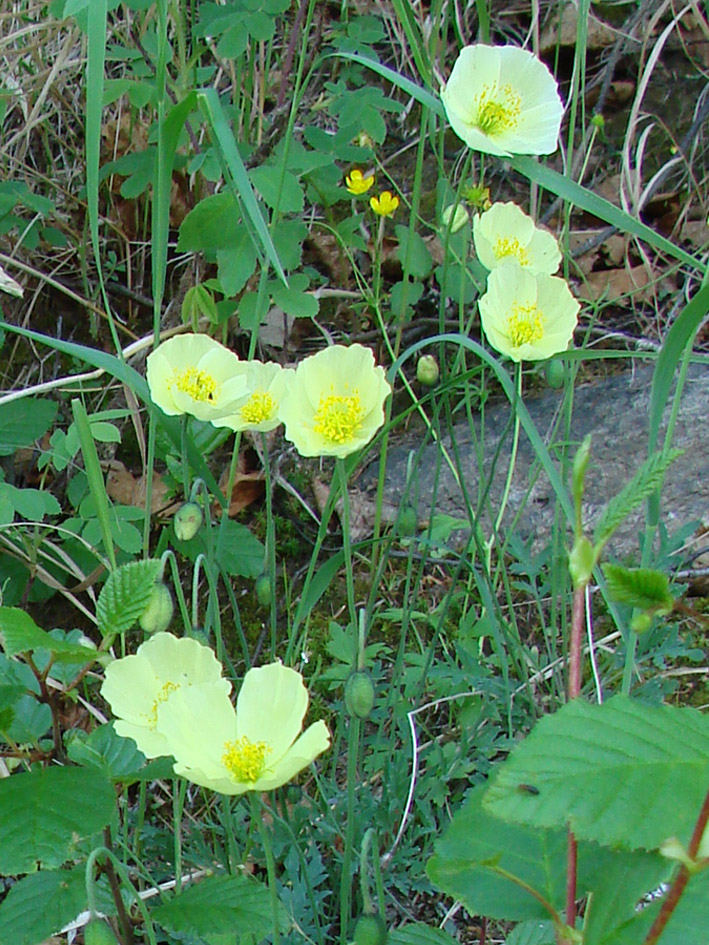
left=101, top=632, right=231, bottom=759
left=345, top=169, right=375, bottom=195
left=156, top=662, right=330, bottom=795
left=217, top=361, right=293, bottom=433
left=441, top=44, right=563, bottom=157
left=146, top=333, right=248, bottom=425
left=478, top=265, right=579, bottom=362
left=473, top=202, right=561, bottom=275
left=279, top=344, right=392, bottom=458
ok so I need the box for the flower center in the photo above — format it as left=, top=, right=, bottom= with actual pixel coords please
left=313, top=390, right=365, bottom=445
left=508, top=303, right=544, bottom=348
left=172, top=367, right=218, bottom=403
left=148, top=680, right=179, bottom=726
left=475, top=84, right=522, bottom=136
left=240, top=391, right=276, bottom=425
left=222, top=736, right=269, bottom=783
left=493, top=237, right=529, bottom=266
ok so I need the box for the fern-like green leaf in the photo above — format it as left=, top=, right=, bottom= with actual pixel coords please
left=96, top=559, right=162, bottom=639
left=602, top=564, right=674, bottom=613
left=593, top=448, right=683, bottom=549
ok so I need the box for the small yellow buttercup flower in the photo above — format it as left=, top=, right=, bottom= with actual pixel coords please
left=474, top=202, right=561, bottom=275
left=345, top=168, right=375, bottom=196
left=146, top=333, right=248, bottom=425
left=370, top=191, right=400, bottom=217
left=155, top=662, right=330, bottom=795
left=441, top=44, right=564, bottom=157
left=219, top=361, right=293, bottom=433
left=279, top=344, right=392, bottom=458
left=478, top=265, right=579, bottom=362
left=101, top=632, right=231, bottom=759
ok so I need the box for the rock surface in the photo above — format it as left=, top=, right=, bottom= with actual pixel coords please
left=356, top=362, right=708, bottom=560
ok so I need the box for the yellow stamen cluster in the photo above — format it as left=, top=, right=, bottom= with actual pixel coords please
left=313, top=391, right=365, bottom=445
left=148, top=680, right=179, bottom=726
left=508, top=303, right=544, bottom=348
left=240, top=391, right=276, bottom=425
left=475, top=84, right=522, bottom=136
left=493, top=237, right=529, bottom=266
left=172, top=367, right=218, bottom=403
left=222, top=736, right=269, bottom=783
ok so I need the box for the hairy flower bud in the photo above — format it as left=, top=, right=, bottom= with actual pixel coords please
left=139, top=584, right=174, bottom=634
left=255, top=574, right=272, bottom=608
left=84, top=919, right=120, bottom=945
left=345, top=670, right=375, bottom=719
left=354, top=913, right=388, bottom=945
left=174, top=502, right=203, bottom=542
left=441, top=203, right=469, bottom=233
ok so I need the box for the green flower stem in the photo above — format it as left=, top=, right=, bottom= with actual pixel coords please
left=173, top=778, right=187, bottom=894
left=160, top=549, right=191, bottom=632
left=340, top=716, right=361, bottom=945
left=285, top=479, right=340, bottom=664
left=336, top=458, right=358, bottom=644
left=251, top=792, right=281, bottom=945
left=85, top=842, right=159, bottom=945
left=262, top=433, right=277, bottom=660
left=485, top=362, right=522, bottom=574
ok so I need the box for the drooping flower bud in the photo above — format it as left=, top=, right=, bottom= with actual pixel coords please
left=138, top=583, right=174, bottom=634
left=353, top=913, right=388, bottom=945
left=255, top=574, right=272, bottom=608
left=174, top=502, right=203, bottom=542
left=84, top=919, right=120, bottom=945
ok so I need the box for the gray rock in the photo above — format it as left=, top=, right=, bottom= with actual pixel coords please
left=358, top=362, right=708, bottom=559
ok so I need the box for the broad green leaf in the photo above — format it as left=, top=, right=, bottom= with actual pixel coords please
left=603, top=868, right=709, bottom=945
left=0, top=607, right=98, bottom=664
left=270, top=274, right=319, bottom=318
left=390, top=924, right=459, bottom=945
left=593, top=449, right=683, bottom=548
left=483, top=695, right=709, bottom=850
left=602, top=564, right=673, bottom=612
left=271, top=218, right=307, bottom=270
left=427, top=786, right=568, bottom=921
left=177, top=192, right=241, bottom=253
left=0, top=766, right=115, bottom=873
left=504, top=921, right=556, bottom=945
left=152, top=874, right=287, bottom=939
left=215, top=520, right=265, bottom=579
left=250, top=166, right=304, bottom=214
left=217, top=229, right=258, bottom=297
left=0, top=398, right=57, bottom=456
left=0, top=483, right=60, bottom=522
left=395, top=225, right=433, bottom=279
left=0, top=866, right=97, bottom=945
left=95, top=558, right=162, bottom=639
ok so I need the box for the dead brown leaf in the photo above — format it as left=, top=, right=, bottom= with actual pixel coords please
left=104, top=460, right=172, bottom=514
left=312, top=476, right=397, bottom=542
left=218, top=451, right=265, bottom=516
left=579, top=264, right=655, bottom=303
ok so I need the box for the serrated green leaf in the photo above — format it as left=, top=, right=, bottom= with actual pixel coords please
left=152, top=874, right=287, bottom=939
left=0, top=398, right=58, bottom=456
left=504, top=921, right=556, bottom=945
left=593, top=449, right=683, bottom=548
left=270, top=273, right=319, bottom=318
left=602, top=564, right=674, bottom=612
left=66, top=722, right=146, bottom=778
left=215, top=521, right=265, bottom=578
left=0, top=607, right=98, bottom=664
left=390, top=924, right=460, bottom=945
left=250, top=165, right=304, bottom=214
left=483, top=695, right=709, bottom=851
left=0, top=766, right=115, bottom=873
left=603, top=868, right=709, bottom=945
left=177, top=192, right=241, bottom=253
left=0, top=866, right=89, bottom=945
left=95, top=559, right=162, bottom=639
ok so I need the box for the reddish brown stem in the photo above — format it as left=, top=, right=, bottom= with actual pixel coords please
left=565, top=583, right=586, bottom=934
left=641, top=785, right=709, bottom=945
